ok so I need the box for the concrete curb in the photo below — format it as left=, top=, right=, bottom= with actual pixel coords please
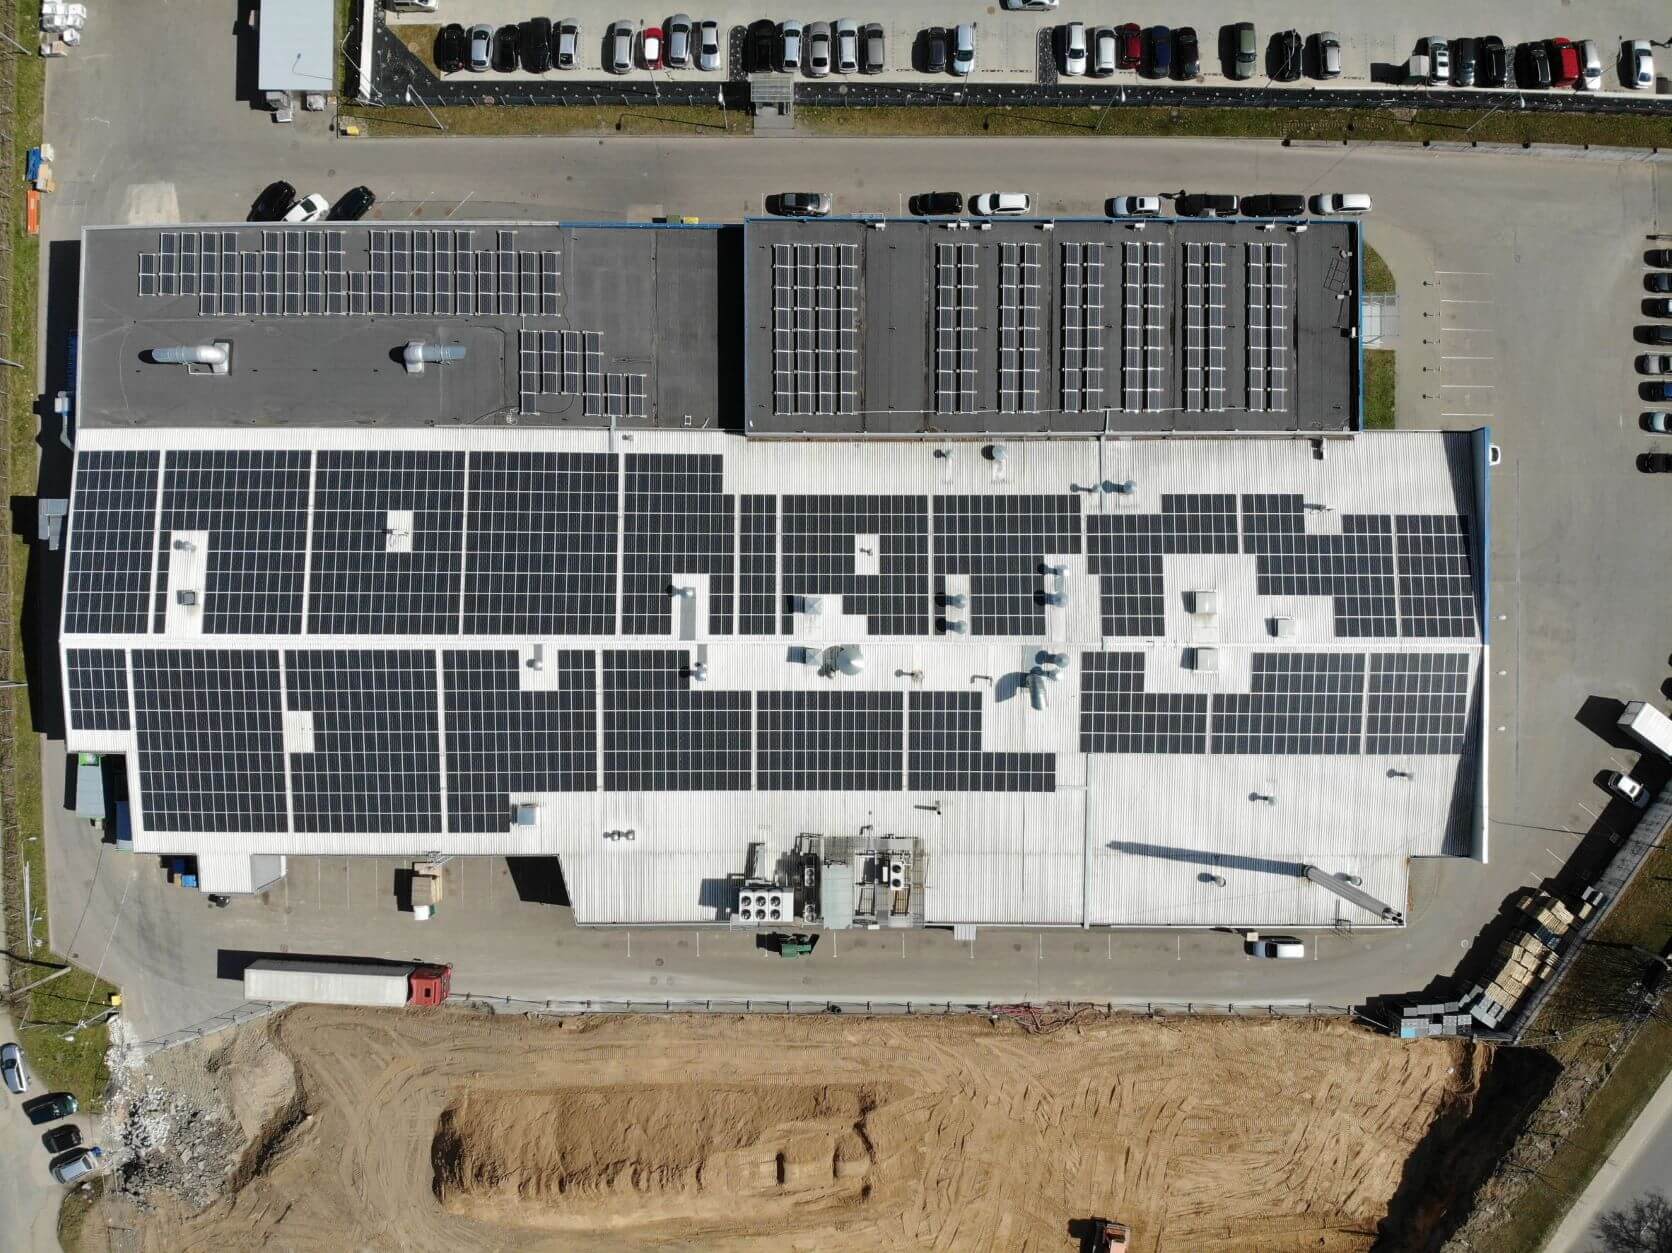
left=1286, top=137, right=1672, bottom=162
left=1543, top=1069, right=1672, bottom=1252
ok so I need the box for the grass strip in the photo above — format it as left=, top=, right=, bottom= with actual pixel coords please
left=1364, top=349, right=1396, bottom=429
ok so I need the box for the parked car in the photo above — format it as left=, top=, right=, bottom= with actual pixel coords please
left=970, top=192, right=1031, bottom=216
left=770, top=192, right=832, bottom=217
left=1549, top=36, right=1579, bottom=87
left=746, top=19, right=775, bottom=72
left=1174, top=26, right=1199, bottom=78
left=778, top=20, right=803, bottom=73
left=665, top=14, right=692, bottom=69
left=1649, top=299, right=1672, bottom=318
left=1646, top=380, right=1672, bottom=402
left=1649, top=249, right=1672, bottom=268
left=492, top=24, right=519, bottom=72
left=834, top=19, right=858, bottom=74
left=1518, top=41, right=1551, bottom=88
left=555, top=20, right=581, bottom=69
left=1247, top=936, right=1306, bottom=959
left=1480, top=36, right=1507, bottom=86
left=1577, top=38, right=1602, bottom=90
left=1231, top=22, right=1257, bottom=79
left=1645, top=412, right=1672, bottom=433
left=25, top=1093, right=77, bottom=1126
left=911, top=191, right=964, bottom=216
left=1107, top=195, right=1161, bottom=216
left=861, top=23, right=884, bottom=74
left=1423, top=35, right=1449, bottom=84
left=1310, top=192, right=1372, bottom=214
left=1001, top=0, right=1056, bottom=8
left=1607, top=771, right=1652, bottom=807
left=1144, top=26, right=1171, bottom=79
left=1116, top=22, right=1141, bottom=70
left=950, top=23, right=975, bottom=76
left=51, top=1148, right=102, bottom=1185
left=327, top=186, right=376, bottom=221
left=1091, top=27, right=1116, bottom=78
left=1, top=1042, right=27, bottom=1095
left=523, top=17, right=552, bottom=72
left=803, top=21, right=830, bottom=76
left=1274, top=29, right=1301, bottom=82
left=1637, top=354, right=1672, bottom=375
left=1627, top=40, right=1656, bottom=89
left=1316, top=31, right=1341, bottom=79
left=282, top=193, right=329, bottom=224
left=1648, top=273, right=1672, bottom=293
left=1242, top=193, right=1306, bottom=217
left=1452, top=37, right=1477, bottom=86
left=921, top=26, right=947, bottom=74
left=434, top=23, right=467, bottom=73
left=1060, top=23, right=1087, bottom=77
left=248, top=180, right=296, bottom=222
left=607, top=20, right=634, bottom=73
left=42, top=1125, right=81, bottom=1154
left=1641, top=451, right=1672, bottom=473
left=695, top=19, right=720, bottom=71
left=467, top=23, right=493, bottom=72
left=1177, top=192, right=1239, bottom=217
left=1642, top=326, right=1672, bottom=344
left=641, top=25, right=664, bottom=70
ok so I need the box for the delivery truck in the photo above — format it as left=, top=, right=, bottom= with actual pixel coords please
left=1620, top=701, right=1672, bottom=760
left=242, top=959, right=451, bottom=1007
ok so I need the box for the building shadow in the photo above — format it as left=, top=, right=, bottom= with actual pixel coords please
left=233, top=0, right=262, bottom=107
left=505, top=856, right=568, bottom=906
left=714, top=225, right=745, bottom=432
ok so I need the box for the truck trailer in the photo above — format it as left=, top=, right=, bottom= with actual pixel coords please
left=242, top=959, right=451, bottom=1008
left=1620, top=701, right=1672, bottom=760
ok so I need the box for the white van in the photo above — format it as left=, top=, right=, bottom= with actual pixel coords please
left=1310, top=192, right=1372, bottom=215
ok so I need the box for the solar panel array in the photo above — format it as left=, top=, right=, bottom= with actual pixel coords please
left=779, top=495, right=930, bottom=636
left=758, top=690, right=903, bottom=791
left=908, top=690, right=1054, bottom=791
left=517, top=329, right=647, bottom=419
left=66, top=648, right=130, bottom=732
left=603, top=650, right=752, bottom=791
left=934, top=494, right=1082, bottom=636
left=934, top=242, right=979, bottom=415
left=1183, top=242, right=1228, bottom=412
left=1122, top=240, right=1166, bottom=412
left=771, top=242, right=859, bottom=417
left=997, top=242, right=1042, bottom=414
left=622, top=454, right=734, bottom=636
left=1087, top=495, right=1240, bottom=637
left=64, top=450, right=158, bottom=635
left=1080, top=652, right=1209, bottom=754
left=1060, top=242, right=1106, bottom=414
left=1246, top=241, right=1290, bottom=413
left=1211, top=652, right=1365, bottom=755
left=1366, top=652, right=1472, bottom=753
left=1396, top=515, right=1477, bottom=637
left=1241, top=495, right=1397, bottom=638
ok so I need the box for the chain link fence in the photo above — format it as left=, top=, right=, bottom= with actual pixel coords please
left=134, top=1002, right=280, bottom=1057
left=449, top=992, right=1353, bottom=1019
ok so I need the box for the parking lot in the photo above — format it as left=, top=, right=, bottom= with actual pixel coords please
left=388, top=0, right=1672, bottom=89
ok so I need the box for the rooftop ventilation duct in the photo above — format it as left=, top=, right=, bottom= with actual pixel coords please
left=403, top=340, right=467, bottom=375
left=152, top=342, right=230, bottom=375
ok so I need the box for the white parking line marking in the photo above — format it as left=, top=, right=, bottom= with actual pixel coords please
left=1441, top=355, right=1495, bottom=361
left=1442, top=412, right=1495, bottom=418
left=1442, top=383, right=1494, bottom=389
left=1435, top=270, right=1492, bottom=277
left=1442, top=326, right=1493, bottom=334
left=1440, top=298, right=1493, bottom=304
left=1575, top=799, right=1601, bottom=821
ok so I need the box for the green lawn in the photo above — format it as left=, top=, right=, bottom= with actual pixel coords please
left=1362, top=243, right=1396, bottom=296
left=1364, top=349, right=1396, bottom=429
left=344, top=104, right=738, bottom=136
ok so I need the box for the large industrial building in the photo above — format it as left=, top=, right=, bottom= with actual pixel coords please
left=60, top=218, right=1489, bottom=931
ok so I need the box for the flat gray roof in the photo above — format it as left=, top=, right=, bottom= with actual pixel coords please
left=743, top=217, right=1360, bottom=436
left=256, top=0, right=334, bottom=94
left=78, top=223, right=728, bottom=431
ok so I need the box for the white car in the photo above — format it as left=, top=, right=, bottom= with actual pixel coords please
left=1, top=1042, right=27, bottom=1095
left=1108, top=195, right=1161, bottom=217
left=1627, top=40, right=1655, bottom=89
left=1425, top=35, right=1449, bottom=84
left=1247, top=936, right=1306, bottom=959
left=696, top=19, right=721, bottom=72
left=1001, top=0, right=1057, bottom=8
left=606, top=21, right=634, bottom=73
left=1607, top=770, right=1650, bottom=808
left=835, top=19, right=858, bottom=74
left=1309, top=192, right=1371, bottom=215
left=282, top=194, right=329, bottom=224
left=778, top=20, right=802, bottom=73
left=971, top=192, right=1031, bottom=216
left=51, top=1147, right=102, bottom=1185
left=1060, top=22, right=1087, bottom=77
left=1578, top=39, right=1602, bottom=91
left=950, top=23, right=975, bottom=76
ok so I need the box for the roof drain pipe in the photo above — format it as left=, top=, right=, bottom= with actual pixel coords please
left=403, top=340, right=467, bottom=376
left=151, top=342, right=231, bottom=376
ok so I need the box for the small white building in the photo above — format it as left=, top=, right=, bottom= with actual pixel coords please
left=257, top=0, right=334, bottom=115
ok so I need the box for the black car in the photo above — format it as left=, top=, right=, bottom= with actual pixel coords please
left=1174, top=26, right=1199, bottom=78
left=1480, top=35, right=1507, bottom=86
left=328, top=186, right=376, bottom=222
left=1648, top=249, right=1672, bottom=268
left=1143, top=26, right=1171, bottom=79
left=1274, top=29, right=1302, bottom=81
left=1452, top=37, right=1477, bottom=86
left=522, top=17, right=552, bottom=72
left=435, top=23, right=468, bottom=74
left=1642, top=326, right=1672, bottom=345
left=41, top=1125, right=81, bottom=1154
left=746, top=19, right=777, bottom=72
left=1518, top=41, right=1550, bottom=88
left=922, top=26, right=948, bottom=74
left=911, top=191, right=964, bottom=216
left=492, top=24, right=519, bottom=73
left=1176, top=193, right=1239, bottom=217
left=770, top=192, right=832, bottom=217
left=24, top=1093, right=77, bottom=1126
left=1241, top=193, right=1306, bottom=218
left=248, top=180, right=296, bottom=223
left=1647, top=273, right=1672, bottom=293
left=1639, top=452, right=1672, bottom=474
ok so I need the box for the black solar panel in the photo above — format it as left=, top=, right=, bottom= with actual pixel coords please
left=934, top=495, right=1082, bottom=636
left=66, top=648, right=130, bottom=732
left=908, top=690, right=1054, bottom=791
left=1087, top=495, right=1238, bottom=637
left=285, top=650, right=442, bottom=834
left=756, top=690, right=903, bottom=791
left=738, top=494, right=778, bottom=636
left=1080, top=652, right=1208, bottom=753
left=64, top=450, right=158, bottom=635
left=1366, top=652, right=1471, bottom=754
left=132, top=649, right=288, bottom=833
left=1211, top=652, right=1365, bottom=754
left=309, top=450, right=464, bottom=634
left=621, top=454, right=735, bottom=636
left=603, top=650, right=750, bottom=791
left=154, top=450, right=310, bottom=635
left=1241, top=495, right=1396, bottom=638
left=443, top=649, right=597, bottom=832
left=1395, top=515, right=1476, bottom=638
left=464, top=451, right=618, bottom=635
left=780, top=496, right=929, bottom=636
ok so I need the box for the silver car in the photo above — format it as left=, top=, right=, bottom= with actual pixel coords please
left=467, top=23, right=493, bottom=72
left=607, top=20, right=634, bottom=74
left=805, top=21, right=831, bottom=77
left=1, top=1042, right=27, bottom=1095
left=951, top=23, right=975, bottom=76
left=696, top=19, right=721, bottom=71
left=778, top=20, right=802, bottom=73
left=835, top=19, right=859, bottom=74
left=1317, top=31, right=1341, bottom=78
left=665, top=14, right=692, bottom=68
left=555, top=20, right=580, bottom=70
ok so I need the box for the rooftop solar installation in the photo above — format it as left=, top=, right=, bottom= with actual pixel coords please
left=61, top=425, right=1487, bottom=928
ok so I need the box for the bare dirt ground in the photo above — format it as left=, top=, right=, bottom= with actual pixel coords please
left=73, top=1007, right=1488, bottom=1253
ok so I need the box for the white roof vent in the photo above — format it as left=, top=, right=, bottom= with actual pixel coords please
left=1192, top=589, right=1219, bottom=615
left=1193, top=647, right=1218, bottom=673
left=1270, top=617, right=1296, bottom=639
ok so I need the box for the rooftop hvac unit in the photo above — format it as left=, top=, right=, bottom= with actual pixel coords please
left=1192, top=589, right=1219, bottom=615
left=889, top=860, right=906, bottom=890
left=736, top=889, right=792, bottom=925
left=175, top=589, right=198, bottom=607
left=1193, top=647, right=1218, bottom=674
left=1270, top=616, right=1296, bottom=639
left=512, top=803, right=540, bottom=827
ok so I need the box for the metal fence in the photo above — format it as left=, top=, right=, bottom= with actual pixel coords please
left=135, top=1001, right=280, bottom=1057
left=448, top=992, right=1353, bottom=1019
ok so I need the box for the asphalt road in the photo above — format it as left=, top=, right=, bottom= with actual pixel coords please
left=1547, top=1069, right=1672, bottom=1252
left=0, top=1010, right=85, bottom=1253
left=33, top=3, right=1672, bottom=1038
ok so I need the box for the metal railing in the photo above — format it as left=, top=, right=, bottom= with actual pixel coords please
left=448, top=992, right=1352, bottom=1019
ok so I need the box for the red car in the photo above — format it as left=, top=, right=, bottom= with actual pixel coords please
left=1116, top=23, right=1141, bottom=69
left=641, top=25, right=664, bottom=69
left=1548, top=37, right=1579, bottom=87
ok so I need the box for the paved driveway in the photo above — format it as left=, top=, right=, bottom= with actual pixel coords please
left=0, top=1010, right=81, bottom=1253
